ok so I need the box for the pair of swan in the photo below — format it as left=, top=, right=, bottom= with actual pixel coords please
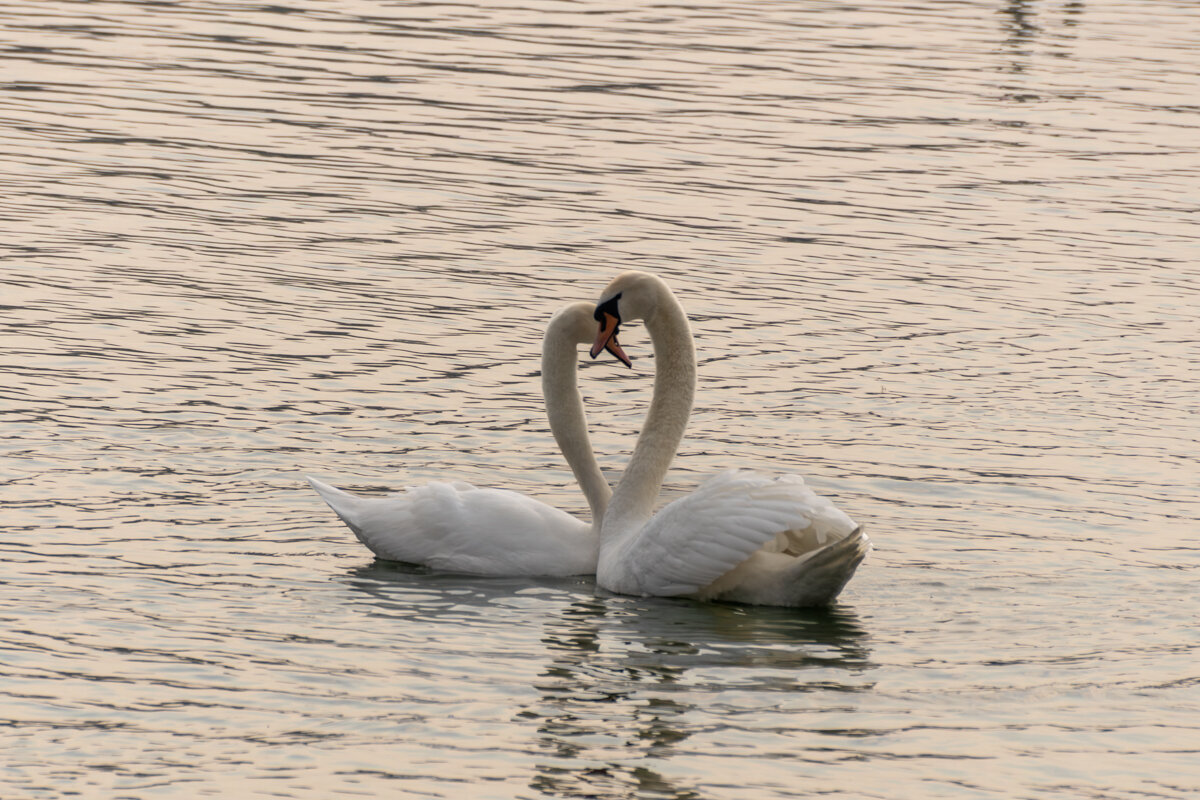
left=308, top=272, right=869, bottom=606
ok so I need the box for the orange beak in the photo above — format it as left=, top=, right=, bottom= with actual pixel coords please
left=590, top=312, right=632, bottom=367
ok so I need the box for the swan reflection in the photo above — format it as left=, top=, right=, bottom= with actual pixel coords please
left=341, top=561, right=595, bottom=620
left=524, top=594, right=872, bottom=798
left=338, top=565, right=870, bottom=799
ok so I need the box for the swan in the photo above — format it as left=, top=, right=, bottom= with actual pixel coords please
left=307, top=301, right=616, bottom=576
left=588, top=271, right=870, bottom=606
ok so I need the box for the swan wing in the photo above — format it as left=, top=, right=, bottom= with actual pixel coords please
left=611, top=470, right=857, bottom=597
left=307, top=476, right=597, bottom=577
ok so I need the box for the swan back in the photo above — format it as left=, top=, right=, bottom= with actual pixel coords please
left=598, top=470, right=857, bottom=597
left=308, top=476, right=597, bottom=576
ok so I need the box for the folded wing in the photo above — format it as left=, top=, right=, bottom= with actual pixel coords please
left=611, top=470, right=858, bottom=597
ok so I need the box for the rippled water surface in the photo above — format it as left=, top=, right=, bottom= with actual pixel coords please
left=2, top=1, right=1198, bottom=798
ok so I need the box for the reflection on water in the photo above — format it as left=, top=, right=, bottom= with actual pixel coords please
left=998, top=0, right=1086, bottom=83
left=525, top=599, right=870, bottom=798
left=343, top=569, right=871, bottom=800
left=2, top=0, right=1199, bottom=797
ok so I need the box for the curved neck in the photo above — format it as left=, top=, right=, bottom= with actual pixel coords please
left=543, top=324, right=610, bottom=524
left=603, top=285, right=696, bottom=540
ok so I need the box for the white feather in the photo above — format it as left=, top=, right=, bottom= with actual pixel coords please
left=601, top=470, right=866, bottom=600
left=308, top=476, right=597, bottom=576
left=592, top=272, right=871, bottom=607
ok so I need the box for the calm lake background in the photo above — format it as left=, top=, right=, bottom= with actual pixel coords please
left=2, top=1, right=1197, bottom=798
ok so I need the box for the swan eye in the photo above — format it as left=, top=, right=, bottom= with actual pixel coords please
left=594, top=293, right=621, bottom=323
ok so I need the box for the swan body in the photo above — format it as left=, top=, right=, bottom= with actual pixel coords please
left=307, top=476, right=596, bottom=575
left=307, top=302, right=611, bottom=577
left=589, top=271, right=870, bottom=606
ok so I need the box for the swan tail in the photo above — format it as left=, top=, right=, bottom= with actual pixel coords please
left=307, top=476, right=390, bottom=552
left=708, top=525, right=871, bottom=608
left=307, top=475, right=445, bottom=563
left=783, top=524, right=871, bottom=606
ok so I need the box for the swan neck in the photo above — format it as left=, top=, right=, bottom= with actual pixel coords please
left=543, top=328, right=610, bottom=523
left=605, top=287, right=696, bottom=536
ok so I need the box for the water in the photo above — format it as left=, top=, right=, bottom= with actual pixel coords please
left=2, top=1, right=1198, bottom=797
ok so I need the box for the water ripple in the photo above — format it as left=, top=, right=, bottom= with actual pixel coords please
left=2, top=1, right=1198, bottom=798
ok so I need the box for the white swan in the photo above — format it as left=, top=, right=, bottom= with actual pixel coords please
left=588, top=271, right=870, bottom=606
left=307, top=302, right=614, bottom=576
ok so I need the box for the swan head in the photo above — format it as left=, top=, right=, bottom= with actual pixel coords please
left=553, top=301, right=631, bottom=366
left=589, top=271, right=669, bottom=366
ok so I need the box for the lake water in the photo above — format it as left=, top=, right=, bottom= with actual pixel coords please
left=2, top=1, right=1197, bottom=797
